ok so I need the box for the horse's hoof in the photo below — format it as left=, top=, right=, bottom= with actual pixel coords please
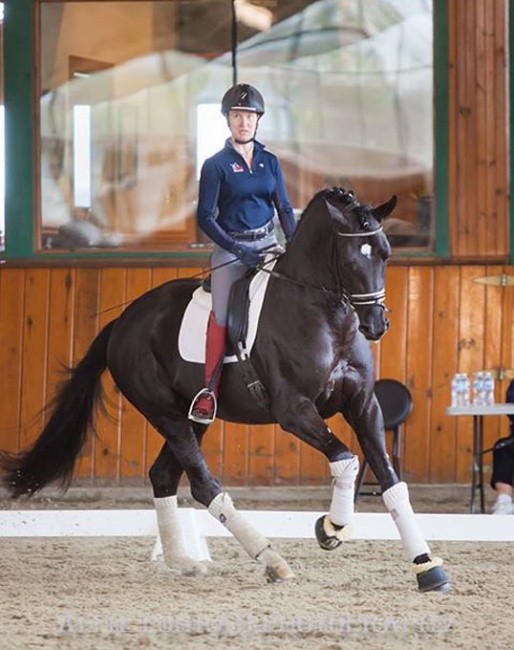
left=259, top=548, right=295, bottom=583
left=264, top=562, right=295, bottom=584
left=164, top=558, right=209, bottom=577
left=315, top=515, right=352, bottom=551
left=415, top=563, right=452, bottom=593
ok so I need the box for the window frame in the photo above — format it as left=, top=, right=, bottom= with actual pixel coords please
left=510, top=0, right=514, bottom=264
left=2, top=0, right=450, bottom=264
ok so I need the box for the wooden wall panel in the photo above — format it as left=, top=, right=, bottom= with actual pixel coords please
left=19, top=270, right=49, bottom=451
left=222, top=422, right=248, bottom=486
left=248, top=423, right=274, bottom=486
left=492, top=0, right=508, bottom=255
left=46, top=269, right=75, bottom=407
left=429, top=266, right=461, bottom=483
left=379, top=267, right=408, bottom=382
left=404, top=267, right=434, bottom=483
left=1, top=263, right=514, bottom=489
left=448, top=0, right=508, bottom=258
left=0, top=269, right=25, bottom=454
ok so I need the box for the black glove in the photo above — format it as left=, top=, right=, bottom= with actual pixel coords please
left=232, top=243, right=265, bottom=269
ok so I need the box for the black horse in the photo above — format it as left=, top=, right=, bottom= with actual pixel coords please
left=0, top=187, right=450, bottom=592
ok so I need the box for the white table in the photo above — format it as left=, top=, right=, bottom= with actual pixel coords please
left=446, top=404, right=514, bottom=513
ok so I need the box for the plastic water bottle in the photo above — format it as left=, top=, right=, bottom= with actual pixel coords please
left=451, top=374, right=460, bottom=407
left=472, top=372, right=484, bottom=406
left=460, top=373, right=470, bottom=406
left=483, top=371, right=495, bottom=406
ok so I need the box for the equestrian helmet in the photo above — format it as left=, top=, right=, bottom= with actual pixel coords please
left=221, top=84, right=265, bottom=117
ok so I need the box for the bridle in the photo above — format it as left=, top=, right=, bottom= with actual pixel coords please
left=336, top=226, right=384, bottom=238
left=334, top=224, right=387, bottom=309
left=259, top=222, right=388, bottom=313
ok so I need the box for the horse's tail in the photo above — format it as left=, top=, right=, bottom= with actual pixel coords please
left=0, top=320, right=117, bottom=498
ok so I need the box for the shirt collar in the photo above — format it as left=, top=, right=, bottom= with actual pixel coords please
left=225, top=138, right=265, bottom=153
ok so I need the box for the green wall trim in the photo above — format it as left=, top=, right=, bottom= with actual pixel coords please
left=3, top=0, right=36, bottom=258
left=433, top=0, right=450, bottom=258
left=508, top=0, right=514, bottom=264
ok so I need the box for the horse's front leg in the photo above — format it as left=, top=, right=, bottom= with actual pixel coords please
left=345, top=391, right=451, bottom=593
left=275, top=396, right=360, bottom=550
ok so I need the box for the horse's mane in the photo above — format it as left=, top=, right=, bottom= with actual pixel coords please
left=297, top=186, right=373, bottom=230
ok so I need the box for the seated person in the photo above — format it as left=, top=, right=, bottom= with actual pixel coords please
left=491, top=380, right=514, bottom=515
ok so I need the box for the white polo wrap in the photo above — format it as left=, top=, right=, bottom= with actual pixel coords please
left=329, top=456, right=359, bottom=526
left=208, top=492, right=270, bottom=559
left=154, top=495, right=189, bottom=558
left=382, top=482, right=431, bottom=561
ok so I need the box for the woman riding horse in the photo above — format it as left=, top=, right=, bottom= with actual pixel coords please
left=0, top=186, right=451, bottom=593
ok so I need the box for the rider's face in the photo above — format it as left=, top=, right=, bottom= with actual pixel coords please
left=228, top=110, right=259, bottom=142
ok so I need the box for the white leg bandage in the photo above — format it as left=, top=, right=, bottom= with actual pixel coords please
left=382, top=482, right=431, bottom=561
left=154, top=496, right=189, bottom=559
left=208, top=492, right=270, bottom=559
left=329, top=456, right=359, bottom=526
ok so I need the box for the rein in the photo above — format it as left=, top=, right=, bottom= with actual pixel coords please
left=258, top=256, right=386, bottom=311
left=92, top=225, right=386, bottom=318
left=259, top=219, right=387, bottom=310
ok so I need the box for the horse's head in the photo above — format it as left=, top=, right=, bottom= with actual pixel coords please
left=322, top=187, right=396, bottom=341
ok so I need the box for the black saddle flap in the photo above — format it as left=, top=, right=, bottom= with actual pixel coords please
left=227, top=270, right=256, bottom=350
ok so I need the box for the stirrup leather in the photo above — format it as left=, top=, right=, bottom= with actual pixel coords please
left=188, top=388, right=217, bottom=424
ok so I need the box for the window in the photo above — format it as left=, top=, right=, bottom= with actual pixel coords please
left=5, top=0, right=440, bottom=259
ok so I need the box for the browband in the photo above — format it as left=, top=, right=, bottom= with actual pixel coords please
left=337, top=226, right=384, bottom=238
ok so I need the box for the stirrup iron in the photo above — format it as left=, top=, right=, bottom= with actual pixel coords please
left=188, top=388, right=217, bottom=424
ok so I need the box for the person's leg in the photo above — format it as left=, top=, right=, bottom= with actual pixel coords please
left=189, top=234, right=277, bottom=423
left=189, top=246, right=245, bottom=423
left=491, top=438, right=514, bottom=514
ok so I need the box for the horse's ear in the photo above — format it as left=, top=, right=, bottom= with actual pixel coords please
left=372, top=195, right=397, bottom=222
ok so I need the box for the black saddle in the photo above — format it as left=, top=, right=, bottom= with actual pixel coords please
left=201, top=270, right=255, bottom=353
left=212, top=269, right=270, bottom=410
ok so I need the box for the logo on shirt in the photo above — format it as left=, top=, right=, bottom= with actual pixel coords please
left=230, top=162, right=245, bottom=173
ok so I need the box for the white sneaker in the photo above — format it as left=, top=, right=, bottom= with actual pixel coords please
left=492, top=497, right=514, bottom=515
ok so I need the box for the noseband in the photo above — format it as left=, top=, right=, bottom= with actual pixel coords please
left=336, top=225, right=387, bottom=309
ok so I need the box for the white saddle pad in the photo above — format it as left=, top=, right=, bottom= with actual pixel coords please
left=178, top=261, right=276, bottom=364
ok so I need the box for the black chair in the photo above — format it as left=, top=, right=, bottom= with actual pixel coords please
left=354, top=378, right=413, bottom=502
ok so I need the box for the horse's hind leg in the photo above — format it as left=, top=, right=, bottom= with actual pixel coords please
left=150, top=416, right=294, bottom=583
left=149, top=436, right=209, bottom=576
left=208, top=492, right=294, bottom=583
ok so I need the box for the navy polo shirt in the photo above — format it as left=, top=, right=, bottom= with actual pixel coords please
left=197, top=139, right=295, bottom=250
